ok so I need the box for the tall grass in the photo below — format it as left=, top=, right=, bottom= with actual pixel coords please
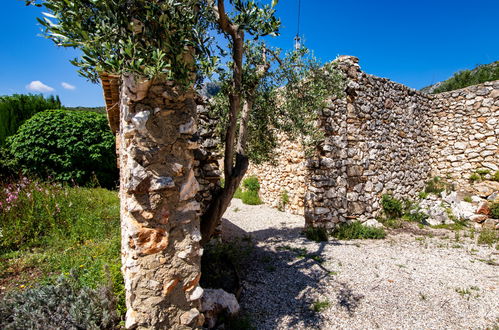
left=0, top=178, right=124, bottom=315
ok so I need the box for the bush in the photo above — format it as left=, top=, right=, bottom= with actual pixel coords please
left=241, top=190, right=262, bottom=205
left=432, top=61, right=499, bottom=94
left=242, top=176, right=260, bottom=192
left=304, top=227, right=328, bottom=242
left=491, top=202, right=499, bottom=219
left=491, top=171, right=499, bottom=182
left=0, top=94, right=61, bottom=145
left=0, top=273, right=119, bottom=329
left=381, top=194, right=403, bottom=219
left=332, top=222, right=386, bottom=240
left=6, top=110, right=118, bottom=188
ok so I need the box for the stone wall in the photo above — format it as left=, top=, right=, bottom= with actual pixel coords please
left=246, top=135, right=307, bottom=214
left=248, top=56, right=498, bottom=228
left=429, top=82, right=499, bottom=181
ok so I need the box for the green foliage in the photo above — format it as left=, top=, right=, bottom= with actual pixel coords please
left=477, top=229, right=499, bottom=246
left=233, top=186, right=243, bottom=199
left=304, top=226, right=329, bottom=242
left=469, top=173, right=482, bottom=183
left=332, top=222, right=386, bottom=240
left=278, top=190, right=289, bottom=211
left=0, top=181, right=124, bottom=318
left=490, top=202, right=499, bottom=219
left=210, top=45, right=344, bottom=164
left=0, top=94, right=61, bottom=145
left=431, top=61, right=499, bottom=94
left=381, top=194, right=403, bottom=219
left=28, top=0, right=215, bottom=84
left=64, top=106, right=106, bottom=114
left=311, top=300, right=330, bottom=312
left=0, top=273, right=119, bottom=329
left=242, top=176, right=260, bottom=192
left=463, top=195, right=473, bottom=203
left=418, top=191, right=429, bottom=199
left=241, top=190, right=262, bottom=205
left=424, top=176, right=454, bottom=194
left=475, top=169, right=490, bottom=176
left=6, top=110, right=118, bottom=188
left=492, top=171, right=499, bottom=182
left=404, top=210, right=429, bottom=224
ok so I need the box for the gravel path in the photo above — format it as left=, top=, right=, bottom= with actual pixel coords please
left=222, top=199, right=499, bottom=329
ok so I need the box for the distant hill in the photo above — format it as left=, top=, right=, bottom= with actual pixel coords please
left=421, top=61, right=499, bottom=94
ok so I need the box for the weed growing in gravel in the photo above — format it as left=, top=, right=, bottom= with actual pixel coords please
left=463, top=195, right=473, bottom=203
left=477, top=229, right=499, bottom=246
left=311, top=300, right=330, bottom=312
left=304, top=226, right=329, bottom=242
left=332, top=222, right=386, bottom=240
left=455, top=286, right=480, bottom=300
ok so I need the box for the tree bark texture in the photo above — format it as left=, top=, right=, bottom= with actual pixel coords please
left=119, top=74, right=204, bottom=329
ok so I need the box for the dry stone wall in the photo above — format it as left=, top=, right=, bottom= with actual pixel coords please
left=248, top=56, right=498, bottom=228
left=430, top=82, right=499, bottom=182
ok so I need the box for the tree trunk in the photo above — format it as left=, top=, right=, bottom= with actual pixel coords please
left=119, top=74, right=204, bottom=329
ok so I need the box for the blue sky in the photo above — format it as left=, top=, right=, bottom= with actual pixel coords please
left=1, top=0, right=498, bottom=107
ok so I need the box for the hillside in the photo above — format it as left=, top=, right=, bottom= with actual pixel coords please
left=421, top=60, right=499, bottom=94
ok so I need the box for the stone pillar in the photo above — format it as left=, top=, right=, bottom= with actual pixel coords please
left=119, top=74, right=204, bottom=329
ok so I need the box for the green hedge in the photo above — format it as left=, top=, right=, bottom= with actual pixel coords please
left=6, top=110, right=117, bottom=188
left=432, top=61, right=499, bottom=93
left=0, top=94, right=61, bottom=145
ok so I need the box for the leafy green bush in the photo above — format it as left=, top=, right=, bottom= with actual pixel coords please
left=492, top=171, right=499, bottom=182
left=6, top=110, right=117, bottom=188
left=469, top=173, right=481, bottom=182
left=432, top=61, right=499, bottom=94
left=0, top=273, right=119, bottom=329
left=241, top=190, right=262, bottom=205
left=304, top=226, right=329, bottom=242
left=381, top=194, right=403, bottom=219
left=242, top=176, right=260, bottom=192
left=332, top=222, right=386, bottom=240
left=491, top=202, right=499, bottom=219
left=0, top=94, right=61, bottom=145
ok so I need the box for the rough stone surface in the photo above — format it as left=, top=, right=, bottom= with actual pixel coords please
left=119, top=75, right=204, bottom=329
left=247, top=56, right=498, bottom=229
left=201, top=288, right=240, bottom=328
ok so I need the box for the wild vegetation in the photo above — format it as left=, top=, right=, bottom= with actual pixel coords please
left=423, top=61, right=499, bottom=94
left=0, top=94, right=61, bottom=145
left=0, top=178, right=124, bottom=322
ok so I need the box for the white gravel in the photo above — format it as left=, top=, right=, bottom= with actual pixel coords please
left=222, top=199, right=499, bottom=329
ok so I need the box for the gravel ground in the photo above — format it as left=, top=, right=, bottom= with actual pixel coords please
left=221, top=199, right=499, bottom=329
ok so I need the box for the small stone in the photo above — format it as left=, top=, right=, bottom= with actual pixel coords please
left=469, top=214, right=488, bottom=223
left=180, top=308, right=200, bottom=326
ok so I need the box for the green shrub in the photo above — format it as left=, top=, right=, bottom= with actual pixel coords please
left=242, top=176, right=260, bottom=192
left=492, top=171, right=499, bottom=182
left=0, top=273, right=119, bottom=329
left=278, top=190, right=289, bottom=211
left=233, top=186, right=243, bottom=199
left=491, top=202, right=499, bottom=219
left=381, top=194, right=403, bottom=219
left=6, top=110, right=118, bottom=188
left=475, top=169, right=490, bottom=176
left=404, top=210, right=429, bottom=224
left=463, top=195, right=473, bottom=203
left=0, top=94, right=61, bottom=145
left=241, top=190, right=262, bottom=205
left=431, top=61, right=499, bottom=94
left=418, top=191, right=429, bottom=199
left=332, top=222, right=386, bottom=240
left=304, top=226, right=329, bottom=242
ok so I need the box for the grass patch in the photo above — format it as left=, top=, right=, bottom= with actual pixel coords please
left=477, top=229, right=499, bottom=246
left=0, top=179, right=124, bottom=317
left=241, top=190, right=262, bottom=205
left=311, top=300, right=330, bottom=312
left=332, top=222, right=386, bottom=240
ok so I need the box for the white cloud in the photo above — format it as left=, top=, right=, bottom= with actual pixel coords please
left=61, top=82, right=76, bottom=90
left=26, top=80, right=55, bottom=93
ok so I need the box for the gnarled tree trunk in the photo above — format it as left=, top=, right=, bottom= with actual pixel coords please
left=118, top=74, right=204, bottom=329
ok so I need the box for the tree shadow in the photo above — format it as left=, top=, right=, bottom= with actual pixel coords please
left=218, top=218, right=361, bottom=329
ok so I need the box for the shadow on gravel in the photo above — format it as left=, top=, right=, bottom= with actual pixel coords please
left=221, top=218, right=361, bottom=329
